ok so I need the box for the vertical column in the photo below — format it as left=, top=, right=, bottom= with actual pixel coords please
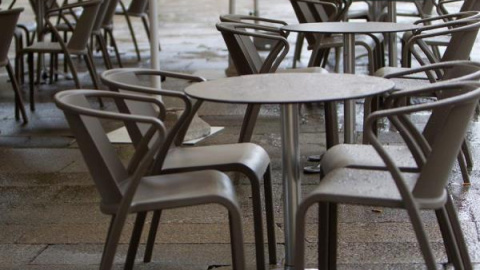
left=281, top=103, right=301, bottom=269
left=149, top=0, right=161, bottom=89
left=343, top=33, right=355, bottom=143
left=388, top=1, right=398, bottom=67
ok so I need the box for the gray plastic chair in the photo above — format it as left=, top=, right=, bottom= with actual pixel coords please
left=363, top=60, right=480, bottom=184
left=53, top=0, right=115, bottom=70
left=55, top=89, right=246, bottom=270
left=289, top=0, right=384, bottom=73
left=216, top=21, right=328, bottom=143
left=328, top=61, right=480, bottom=183
left=100, top=68, right=276, bottom=270
left=116, top=0, right=160, bottom=61
left=0, top=7, right=27, bottom=123
left=17, top=0, right=102, bottom=111
left=398, top=11, right=480, bottom=69
left=296, top=81, right=480, bottom=270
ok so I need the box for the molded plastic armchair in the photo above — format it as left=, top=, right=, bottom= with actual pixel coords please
left=216, top=21, right=329, bottom=143
left=289, top=0, right=384, bottom=72
left=100, top=68, right=276, bottom=270
left=399, top=11, right=480, bottom=68
left=116, top=0, right=159, bottom=61
left=364, top=61, right=480, bottom=183
left=55, top=89, right=246, bottom=270
left=0, top=8, right=28, bottom=123
left=17, top=0, right=102, bottom=111
left=295, top=81, right=480, bottom=270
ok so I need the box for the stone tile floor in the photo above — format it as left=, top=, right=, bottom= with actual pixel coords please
left=0, top=0, right=479, bottom=269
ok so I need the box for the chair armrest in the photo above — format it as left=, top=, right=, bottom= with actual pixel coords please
left=413, top=11, right=479, bottom=25
left=384, top=60, right=480, bottom=83
left=219, top=14, right=287, bottom=27
left=46, top=0, right=101, bottom=15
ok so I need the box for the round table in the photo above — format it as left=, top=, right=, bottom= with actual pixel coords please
left=282, top=22, right=417, bottom=143
left=185, top=73, right=395, bottom=269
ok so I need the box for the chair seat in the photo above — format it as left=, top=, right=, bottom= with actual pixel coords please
left=163, top=143, right=271, bottom=179
left=312, top=167, right=419, bottom=208
left=375, top=67, right=431, bottom=89
left=22, top=41, right=88, bottom=55
left=321, top=144, right=418, bottom=176
left=22, top=41, right=63, bottom=53
left=101, top=170, right=235, bottom=214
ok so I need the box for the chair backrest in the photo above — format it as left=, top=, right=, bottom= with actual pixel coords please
left=67, top=0, right=101, bottom=52
left=366, top=81, right=480, bottom=205
left=0, top=8, right=23, bottom=67
left=100, top=68, right=198, bottom=172
left=460, top=0, right=480, bottom=12
left=55, top=90, right=166, bottom=208
left=407, top=11, right=480, bottom=67
left=289, top=0, right=339, bottom=47
left=45, top=0, right=101, bottom=53
left=216, top=22, right=289, bottom=74
left=92, top=0, right=110, bottom=32
left=102, top=0, right=121, bottom=26
left=127, top=0, right=148, bottom=15
left=441, top=13, right=480, bottom=62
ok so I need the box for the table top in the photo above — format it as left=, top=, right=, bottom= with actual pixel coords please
left=282, top=22, right=417, bottom=34
left=185, top=73, right=395, bottom=104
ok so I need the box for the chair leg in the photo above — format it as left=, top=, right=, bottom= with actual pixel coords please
left=28, top=52, right=35, bottom=111
left=263, top=166, right=277, bottom=265
left=435, top=207, right=463, bottom=270
left=100, top=212, right=130, bottom=270
left=324, top=102, right=339, bottom=149
left=445, top=194, right=472, bottom=270
left=83, top=50, right=101, bottom=90
left=96, top=34, right=113, bottom=69
left=292, top=33, right=304, bottom=68
left=64, top=53, right=81, bottom=89
left=143, top=210, right=162, bottom=263
left=124, top=12, right=142, bottom=61
left=461, top=140, right=473, bottom=172
left=318, top=202, right=330, bottom=269
left=250, top=176, right=266, bottom=270
left=238, top=104, right=261, bottom=143
left=407, top=208, right=438, bottom=269
left=141, top=15, right=160, bottom=51
left=228, top=209, right=246, bottom=270
left=49, top=53, right=54, bottom=85
left=6, top=61, right=28, bottom=124
left=327, top=203, right=338, bottom=270
left=294, top=200, right=312, bottom=269
left=106, top=29, right=123, bottom=68
left=457, top=152, right=470, bottom=185
left=125, top=212, right=147, bottom=270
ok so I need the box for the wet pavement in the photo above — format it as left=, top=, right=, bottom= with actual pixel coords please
left=1, top=0, right=480, bottom=269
